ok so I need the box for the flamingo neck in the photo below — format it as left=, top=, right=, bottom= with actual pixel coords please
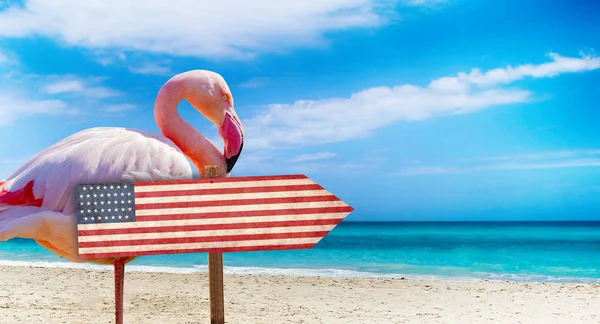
left=154, top=79, right=227, bottom=177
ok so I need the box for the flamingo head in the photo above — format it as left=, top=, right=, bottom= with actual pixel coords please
left=183, top=70, right=245, bottom=173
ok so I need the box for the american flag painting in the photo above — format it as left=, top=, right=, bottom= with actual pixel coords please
left=75, top=175, right=353, bottom=259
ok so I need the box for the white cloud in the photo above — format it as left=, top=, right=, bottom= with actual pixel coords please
left=0, top=50, right=8, bottom=64
left=0, top=0, right=401, bottom=59
left=42, top=80, right=85, bottom=94
left=479, top=159, right=600, bottom=171
left=396, top=149, right=600, bottom=175
left=41, top=78, right=122, bottom=98
left=0, top=64, right=131, bottom=126
left=404, top=0, right=447, bottom=6
left=467, top=149, right=600, bottom=162
left=244, top=88, right=529, bottom=150
left=128, top=63, right=172, bottom=76
left=447, top=52, right=600, bottom=87
left=288, top=152, right=338, bottom=163
left=101, top=104, right=136, bottom=113
left=398, top=159, right=600, bottom=175
left=0, top=90, right=74, bottom=126
left=0, top=52, right=82, bottom=125
left=233, top=150, right=381, bottom=176
left=0, top=48, right=17, bottom=67
left=94, top=50, right=127, bottom=66
left=240, top=53, right=600, bottom=150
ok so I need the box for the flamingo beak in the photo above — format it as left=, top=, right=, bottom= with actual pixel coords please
left=219, top=110, right=244, bottom=173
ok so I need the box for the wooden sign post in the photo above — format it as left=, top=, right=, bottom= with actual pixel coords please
left=114, top=259, right=126, bottom=324
left=204, top=165, right=225, bottom=324
left=74, top=166, right=353, bottom=323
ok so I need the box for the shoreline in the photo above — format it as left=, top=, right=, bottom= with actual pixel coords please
left=1, top=264, right=599, bottom=323
left=1, top=259, right=599, bottom=284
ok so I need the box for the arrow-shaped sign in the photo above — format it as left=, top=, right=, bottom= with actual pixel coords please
left=74, top=174, right=353, bottom=258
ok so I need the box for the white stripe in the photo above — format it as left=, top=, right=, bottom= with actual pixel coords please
left=135, top=189, right=330, bottom=204
left=78, top=237, right=321, bottom=254
left=134, top=179, right=314, bottom=193
left=135, top=200, right=348, bottom=216
left=78, top=224, right=336, bottom=242
left=77, top=212, right=349, bottom=230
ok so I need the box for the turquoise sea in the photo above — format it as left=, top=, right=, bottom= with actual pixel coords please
left=1, top=221, right=599, bottom=283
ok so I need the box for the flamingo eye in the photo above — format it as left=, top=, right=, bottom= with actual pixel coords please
left=222, top=94, right=228, bottom=101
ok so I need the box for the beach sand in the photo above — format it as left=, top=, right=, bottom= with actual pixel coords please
left=0, top=265, right=598, bottom=324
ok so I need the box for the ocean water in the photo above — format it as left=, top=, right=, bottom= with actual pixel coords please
left=1, top=222, right=599, bottom=283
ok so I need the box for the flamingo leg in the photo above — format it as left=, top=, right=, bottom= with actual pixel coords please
left=114, top=259, right=126, bottom=324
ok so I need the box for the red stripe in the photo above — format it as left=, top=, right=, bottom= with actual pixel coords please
left=79, top=243, right=317, bottom=258
left=134, top=195, right=339, bottom=210
left=134, top=174, right=308, bottom=187
left=78, top=218, right=343, bottom=236
left=134, top=184, right=324, bottom=198
left=135, top=206, right=353, bottom=222
left=78, top=231, right=328, bottom=248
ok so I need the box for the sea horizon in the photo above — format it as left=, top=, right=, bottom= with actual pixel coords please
left=342, top=220, right=600, bottom=224
left=1, top=221, right=598, bottom=284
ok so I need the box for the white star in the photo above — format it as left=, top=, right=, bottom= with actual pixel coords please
left=94, top=209, right=98, bottom=213
left=127, top=200, right=132, bottom=204
left=101, top=209, right=105, bottom=212
left=107, top=201, right=111, bottom=205
left=96, top=186, right=100, bottom=190
left=121, top=200, right=125, bottom=204
left=127, top=192, right=131, bottom=196
left=100, top=201, right=104, bottom=205
left=107, top=208, right=112, bottom=212
left=103, top=186, right=107, bottom=189
left=84, top=217, right=88, bottom=221
left=124, top=185, right=128, bottom=188
left=128, top=207, right=132, bottom=211
left=82, top=187, right=87, bottom=191
left=86, top=202, right=91, bottom=206
left=114, top=200, right=118, bottom=204
left=89, top=186, right=94, bottom=190
left=80, top=202, right=84, bottom=206
left=107, top=193, right=111, bottom=197
left=111, top=216, right=115, bottom=219
left=100, top=193, right=104, bottom=197
left=80, top=210, right=84, bottom=214
left=121, top=193, right=125, bottom=196
left=118, top=215, right=122, bottom=219
left=121, top=208, right=125, bottom=211
left=104, top=216, right=108, bottom=220
left=87, top=209, right=91, bottom=213
left=110, top=185, right=114, bottom=189
left=93, top=202, right=97, bottom=205
left=91, top=216, right=95, bottom=220
left=117, top=185, right=121, bottom=189
left=86, top=194, right=90, bottom=198
left=125, top=215, right=129, bottom=219
left=79, top=194, right=83, bottom=198
left=93, top=194, right=97, bottom=197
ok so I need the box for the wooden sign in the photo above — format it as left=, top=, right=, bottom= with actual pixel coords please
left=75, top=174, right=353, bottom=258
left=74, top=169, right=353, bottom=324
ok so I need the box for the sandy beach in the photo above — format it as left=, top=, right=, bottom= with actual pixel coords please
left=0, top=265, right=597, bottom=323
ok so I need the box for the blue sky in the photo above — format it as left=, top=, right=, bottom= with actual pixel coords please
left=0, top=0, right=599, bottom=221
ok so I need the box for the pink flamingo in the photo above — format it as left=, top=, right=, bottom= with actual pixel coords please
left=0, top=70, right=244, bottom=322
